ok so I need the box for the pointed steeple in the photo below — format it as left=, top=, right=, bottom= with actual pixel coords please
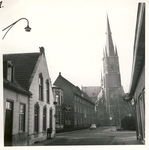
left=106, top=14, right=115, bottom=56
left=100, top=70, right=103, bottom=86
left=115, top=44, right=118, bottom=56
left=105, top=46, right=108, bottom=57
left=103, top=48, right=105, bottom=58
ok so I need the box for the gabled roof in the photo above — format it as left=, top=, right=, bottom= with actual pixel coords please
left=54, top=73, right=94, bottom=104
left=3, top=51, right=41, bottom=90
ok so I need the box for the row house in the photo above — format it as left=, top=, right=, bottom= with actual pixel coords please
left=53, top=72, right=95, bottom=129
left=3, top=47, right=56, bottom=146
left=3, top=61, right=31, bottom=146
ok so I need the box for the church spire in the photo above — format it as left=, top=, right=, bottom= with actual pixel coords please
left=103, top=48, right=105, bottom=58
left=115, top=44, right=118, bottom=56
left=105, top=46, right=108, bottom=57
left=100, top=70, right=103, bottom=87
left=106, top=14, right=115, bottom=56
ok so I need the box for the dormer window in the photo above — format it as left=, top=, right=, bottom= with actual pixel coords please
left=3, top=61, right=14, bottom=82
left=7, top=64, right=13, bottom=81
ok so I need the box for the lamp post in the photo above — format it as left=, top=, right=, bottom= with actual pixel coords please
left=2, top=18, right=31, bottom=40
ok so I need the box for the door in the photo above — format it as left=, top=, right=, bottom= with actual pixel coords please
left=50, top=109, right=52, bottom=129
left=4, top=101, right=13, bottom=146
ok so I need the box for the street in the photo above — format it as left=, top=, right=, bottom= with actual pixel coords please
left=39, top=126, right=143, bottom=146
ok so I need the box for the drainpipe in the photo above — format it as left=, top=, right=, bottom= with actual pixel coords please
left=27, top=93, right=32, bottom=146
left=27, top=96, right=30, bottom=146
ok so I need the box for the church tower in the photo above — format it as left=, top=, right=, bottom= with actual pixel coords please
left=103, top=15, right=122, bottom=125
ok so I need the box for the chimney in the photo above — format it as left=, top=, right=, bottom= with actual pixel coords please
left=39, top=47, right=45, bottom=54
left=59, top=72, right=61, bottom=76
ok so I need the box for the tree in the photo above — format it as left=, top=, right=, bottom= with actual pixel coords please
left=121, top=115, right=136, bottom=130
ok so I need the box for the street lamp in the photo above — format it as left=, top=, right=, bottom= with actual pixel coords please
left=2, top=18, right=31, bottom=40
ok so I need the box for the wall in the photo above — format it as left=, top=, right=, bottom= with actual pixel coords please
left=28, top=53, right=55, bottom=145
left=4, top=88, right=29, bottom=146
left=134, top=64, right=145, bottom=140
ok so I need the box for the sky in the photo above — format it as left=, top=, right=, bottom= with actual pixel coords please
left=0, top=0, right=147, bottom=93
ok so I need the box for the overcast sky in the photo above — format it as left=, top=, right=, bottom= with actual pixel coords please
left=0, top=0, right=146, bottom=93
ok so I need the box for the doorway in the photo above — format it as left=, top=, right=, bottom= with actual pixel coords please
left=4, top=101, right=13, bottom=146
left=50, top=108, right=52, bottom=129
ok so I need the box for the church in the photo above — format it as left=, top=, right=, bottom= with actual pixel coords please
left=83, top=15, right=131, bottom=126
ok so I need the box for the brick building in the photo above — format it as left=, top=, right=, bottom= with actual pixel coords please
left=3, top=47, right=56, bottom=146
left=53, top=73, right=95, bottom=129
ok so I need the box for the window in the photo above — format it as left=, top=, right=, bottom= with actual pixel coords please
left=74, top=96, right=76, bottom=101
left=74, top=105, right=77, bottom=112
left=6, top=62, right=14, bottom=82
left=61, top=95, right=63, bottom=103
left=39, top=73, right=43, bottom=101
left=6, top=101, right=12, bottom=110
left=68, top=105, right=71, bottom=112
left=65, top=118, right=68, bottom=125
left=34, top=103, right=39, bottom=132
left=19, top=104, right=25, bottom=132
left=78, top=106, right=79, bottom=113
left=57, top=95, right=60, bottom=105
left=116, top=58, right=119, bottom=72
left=75, top=118, right=77, bottom=125
left=46, top=80, right=49, bottom=103
left=65, top=104, right=67, bottom=112
left=43, top=106, right=47, bottom=131
left=100, top=113, right=103, bottom=120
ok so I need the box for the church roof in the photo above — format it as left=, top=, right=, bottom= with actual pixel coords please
left=81, top=86, right=101, bottom=102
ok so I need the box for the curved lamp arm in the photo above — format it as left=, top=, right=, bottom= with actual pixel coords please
left=2, top=18, right=31, bottom=40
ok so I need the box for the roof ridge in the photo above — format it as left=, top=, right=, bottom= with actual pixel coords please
left=59, top=74, right=76, bottom=88
left=3, top=52, right=40, bottom=55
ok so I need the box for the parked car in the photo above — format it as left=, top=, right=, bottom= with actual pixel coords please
left=90, top=124, right=97, bottom=130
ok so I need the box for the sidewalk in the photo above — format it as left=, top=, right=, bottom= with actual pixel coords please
left=102, top=128, right=144, bottom=145
left=31, top=138, right=58, bottom=146
left=110, top=136, right=144, bottom=145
